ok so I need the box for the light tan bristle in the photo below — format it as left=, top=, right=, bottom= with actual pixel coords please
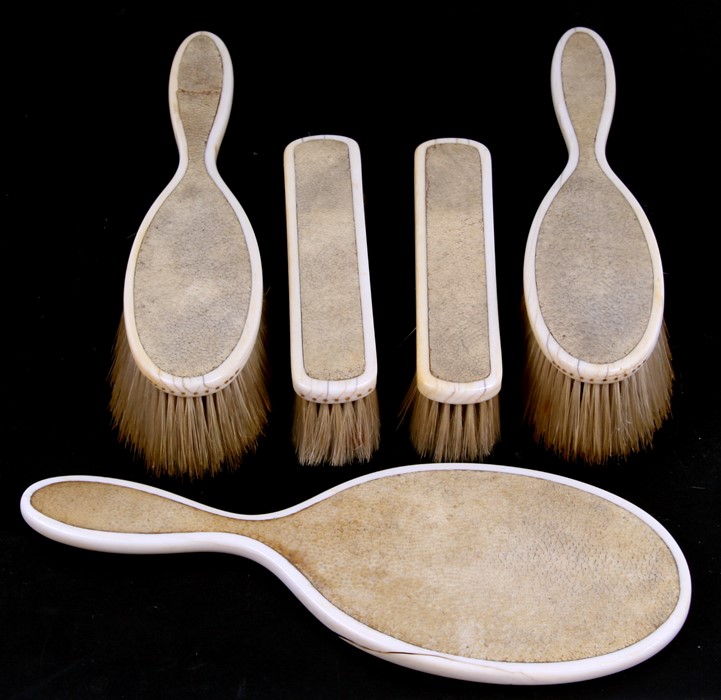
left=292, top=393, right=380, bottom=466
left=522, top=311, right=673, bottom=464
left=109, top=316, right=270, bottom=478
left=402, top=377, right=501, bottom=463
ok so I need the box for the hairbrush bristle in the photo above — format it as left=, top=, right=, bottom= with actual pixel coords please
left=523, top=312, right=673, bottom=464
left=402, top=377, right=500, bottom=462
left=109, top=317, right=269, bottom=478
left=292, top=393, right=380, bottom=467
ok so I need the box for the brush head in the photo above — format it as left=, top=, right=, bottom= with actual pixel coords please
left=523, top=28, right=672, bottom=463
left=109, top=32, right=268, bottom=476
left=406, top=138, right=502, bottom=461
left=284, top=135, right=379, bottom=465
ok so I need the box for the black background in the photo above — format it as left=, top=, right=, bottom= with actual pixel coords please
left=2, top=3, right=719, bottom=698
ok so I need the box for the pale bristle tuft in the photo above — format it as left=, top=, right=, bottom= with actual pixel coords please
left=523, top=314, right=673, bottom=464
left=109, top=317, right=270, bottom=478
left=293, top=393, right=380, bottom=466
left=402, top=378, right=501, bottom=462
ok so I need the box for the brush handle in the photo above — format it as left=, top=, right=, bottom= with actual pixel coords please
left=123, top=31, right=263, bottom=397
left=523, top=27, right=664, bottom=383
left=414, top=139, right=501, bottom=404
left=21, top=465, right=690, bottom=685
left=284, top=135, right=377, bottom=404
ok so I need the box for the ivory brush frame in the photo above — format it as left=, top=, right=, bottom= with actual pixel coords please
left=284, top=135, right=377, bottom=405
left=122, top=31, right=264, bottom=397
left=414, top=138, right=502, bottom=405
left=523, top=27, right=665, bottom=384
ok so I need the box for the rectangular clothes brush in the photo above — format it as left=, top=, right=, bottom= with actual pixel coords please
left=403, top=138, right=502, bottom=462
left=522, top=27, right=673, bottom=464
left=284, top=135, right=379, bottom=465
left=109, top=31, right=269, bottom=478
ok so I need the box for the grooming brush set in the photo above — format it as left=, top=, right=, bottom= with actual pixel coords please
left=22, top=27, right=688, bottom=687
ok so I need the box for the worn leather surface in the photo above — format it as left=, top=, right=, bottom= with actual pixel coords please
left=425, top=143, right=490, bottom=382
left=534, top=32, right=654, bottom=364
left=134, top=34, right=251, bottom=377
left=294, top=138, right=365, bottom=381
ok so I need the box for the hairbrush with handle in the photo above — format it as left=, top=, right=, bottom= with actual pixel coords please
left=523, top=27, right=672, bottom=463
left=109, top=31, right=268, bottom=478
left=22, top=464, right=689, bottom=685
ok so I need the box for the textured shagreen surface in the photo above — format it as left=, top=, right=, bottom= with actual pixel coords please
left=294, top=139, right=365, bottom=381
left=133, top=34, right=251, bottom=377
left=425, top=143, right=490, bottom=383
left=33, top=471, right=680, bottom=664
left=534, top=31, right=653, bottom=364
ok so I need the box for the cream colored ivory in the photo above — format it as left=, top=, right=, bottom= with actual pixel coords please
left=414, top=139, right=501, bottom=404
left=284, top=135, right=377, bottom=403
left=123, top=31, right=263, bottom=397
left=523, top=27, right=664, bottom=384
left=21, top=465, right=691, bottom=685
